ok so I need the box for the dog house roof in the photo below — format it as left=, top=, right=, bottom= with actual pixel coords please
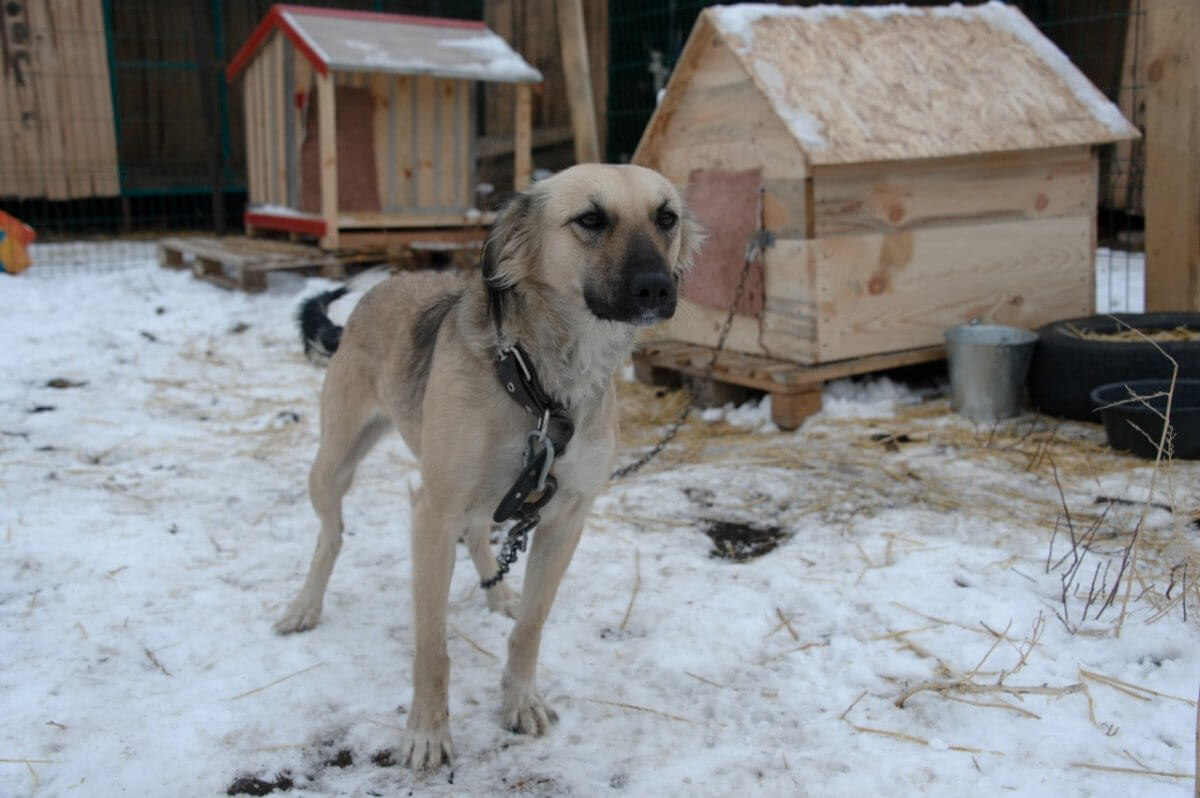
left=644, top=1, right=1137, bottom=166
left=226, top=4, right=542, bottom=84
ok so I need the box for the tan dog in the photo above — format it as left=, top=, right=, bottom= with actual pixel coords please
left=276, top=164, right=701, bottom=769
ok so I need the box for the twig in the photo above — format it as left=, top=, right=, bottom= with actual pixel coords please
left=229, top=662, right=326, bottom=700
left=839, top=690, right=867, bottom=721
left=941, top=693, right=1041, bottom=720
left=620, top=548, right=641, bottom=632
left=895, top=679, right=1084, bottom=708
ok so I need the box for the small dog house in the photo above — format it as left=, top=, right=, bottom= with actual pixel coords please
left=635, top=3, right=1139, bottom=365
left=226, top=5, right=542, bottom=248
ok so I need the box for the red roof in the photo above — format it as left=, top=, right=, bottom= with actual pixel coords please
left=226, top=4, right=508, bottom=83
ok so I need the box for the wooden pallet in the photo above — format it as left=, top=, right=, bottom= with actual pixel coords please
left=633, top=340, right=946, bottom=430
left=158, top=236, right=383, bottom=292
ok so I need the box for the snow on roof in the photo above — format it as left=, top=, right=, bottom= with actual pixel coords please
left=704, top=1, right=1137, bottom=165
left=227, top=5, right=541, bottom=84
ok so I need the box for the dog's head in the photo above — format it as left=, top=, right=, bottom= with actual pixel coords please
left=481, top=164, right=702, bottom=329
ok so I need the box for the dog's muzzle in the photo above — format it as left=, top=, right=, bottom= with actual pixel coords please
left=628, top=271, right=677, bottom=322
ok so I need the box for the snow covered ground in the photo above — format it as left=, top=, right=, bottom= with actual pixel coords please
left=2, top=245, right=1195, bottom=797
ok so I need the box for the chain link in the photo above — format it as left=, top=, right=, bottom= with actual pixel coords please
left=611, top=231, right=769, bottom=480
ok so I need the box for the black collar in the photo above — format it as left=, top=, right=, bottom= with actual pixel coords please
left=494, top=344, right=575, bottom=454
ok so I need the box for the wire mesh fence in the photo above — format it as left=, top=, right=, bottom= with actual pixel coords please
left=3, top=0, right=1147, bottom=312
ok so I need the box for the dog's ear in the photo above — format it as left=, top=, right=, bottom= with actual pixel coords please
left=672, top=197, right=706, bottom=285
left=481, top=191, right=539, bottom=331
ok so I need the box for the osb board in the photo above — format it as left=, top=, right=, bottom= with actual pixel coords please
left=2, top=0, right=119, bottom=199
left=703, top=4, right=1137, bottom=166
left=814, top=215, right=1094, bottom=361
left=811, top=146, right=1096, bottom=236
left=682, top=169, right=764, bottom=317
left=634, top=16, right=807, bottom=182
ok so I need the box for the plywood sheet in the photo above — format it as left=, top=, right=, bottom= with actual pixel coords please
left=814, top=215, right=1094, bottom=361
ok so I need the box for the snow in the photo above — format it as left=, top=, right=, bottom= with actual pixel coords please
left=3, top=244, right=1196, bottom=797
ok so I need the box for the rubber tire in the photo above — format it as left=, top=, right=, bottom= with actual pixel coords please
left=1028, top=312, right=1200, bottom=422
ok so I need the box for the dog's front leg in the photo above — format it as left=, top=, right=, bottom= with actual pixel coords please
left=501, top=494, right=589, bottom=735
left=401, top=489, right=457, bottom=770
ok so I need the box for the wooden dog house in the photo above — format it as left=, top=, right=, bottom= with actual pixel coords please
left=226, top=5, right=542, bottom=249
left=634, top=3, right=1139, bottom=365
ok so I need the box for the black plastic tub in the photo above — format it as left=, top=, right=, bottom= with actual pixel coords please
left=1090, top=379, right=1200, bottom=460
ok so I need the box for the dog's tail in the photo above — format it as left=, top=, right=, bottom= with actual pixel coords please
left=298, top=286, right=348, bottom=365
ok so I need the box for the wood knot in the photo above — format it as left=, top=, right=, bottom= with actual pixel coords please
left=1148, top=59, right=1164, bottom=83
left=1010, top=295, right=1025, bottom=307
left=886, top=203, right=905, bottom=223
left=1034, top=193, right=1049, bottom=211
left=868, top=274, right=890, bottom=295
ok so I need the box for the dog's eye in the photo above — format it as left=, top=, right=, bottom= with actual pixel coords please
left=657, top=209, right=678, bottom=231
left=573, top=211, right=607, bottom=232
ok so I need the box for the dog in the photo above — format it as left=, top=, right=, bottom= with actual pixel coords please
left=275, top=164, right=701, bottom=769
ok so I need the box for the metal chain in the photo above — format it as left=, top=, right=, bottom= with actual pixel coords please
left=481, top=515, right=536, bottom=589
left=611, top=231, right=769, bottom=480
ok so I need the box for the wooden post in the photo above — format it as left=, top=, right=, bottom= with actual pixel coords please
left=1144, top=0, right=1200, bottom=310
left=556, top=0, right=600, bottom=163
left=514, top=82, right=532, bottom=191
left=317, top=72, right=339, bottom=249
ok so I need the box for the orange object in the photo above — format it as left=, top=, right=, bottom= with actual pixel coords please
left=0, top=211, right=36, bottom=274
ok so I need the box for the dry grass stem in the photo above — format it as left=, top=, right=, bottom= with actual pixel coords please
left=229, top=662, right=326, bottom=700
left=1080, top=668, right=1196, bottom=706
left=620, top=548, right=641, bottom=632
left=448, top=622, right=498, bottom=660
left=776, top=607, right=799, bottom=641
left=587, top=698, right=698, bottom=726
left=684, top=671, right=727, bottom=689
left=1071, top=762, right=1193, bottom=780
left=143, top=647, right=172, bottom=677
left=941, top=693, right=1041, bottom=719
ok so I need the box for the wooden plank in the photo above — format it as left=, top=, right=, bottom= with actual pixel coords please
left=761, top=179, right=810, bottom=239
left=459, top=81, right=472, bottom=208
left=80, top=0, right=119, bottom=196
left=437, top=79, right=459, bottom=209
left=633, top=339, right=944, bottom=392
left=812, top=147, right=1096, bottom=236
left=393, top=75, right=414, bottom=209
left=1144, top=0, right=1200, bottom=310
left=317, top=72, right=339, bottom=248
left=242, top=68, right=260, bottom=207
left=336, top=210, right=497, bottom=229
left=416, top=76, right=437, bottom=208
left=514, top=82, right=532, bottom=190
left=815, top=216, right=1093, bottom=361
left=633, top=14, right=717, bottom=168
left=371, top=72, right=392, bottom=211
left=556, top=0, right=599, bottom=162
left=26, top=0, right=69, bottom=199
left=272, top=34, right=288, bottom=207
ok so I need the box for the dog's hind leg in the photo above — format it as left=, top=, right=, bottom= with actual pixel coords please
left=464, top=524, right=521, bottom=618
left=276, top=363, right=389, bottom=634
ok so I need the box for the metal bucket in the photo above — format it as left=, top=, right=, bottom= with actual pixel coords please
left=945, top=322, right=1039, bottom=422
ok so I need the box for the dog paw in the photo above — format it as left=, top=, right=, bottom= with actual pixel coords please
left=273, top=597, right=322, bottom=634
left=502, top=682, right=557, bottom=735
left=486, top=583, right=521, bottom=619
left=401, top=724, right=454, bottom=770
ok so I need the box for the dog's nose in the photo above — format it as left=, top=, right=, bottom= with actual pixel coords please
left=630, top=271, right=676, bottom=317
